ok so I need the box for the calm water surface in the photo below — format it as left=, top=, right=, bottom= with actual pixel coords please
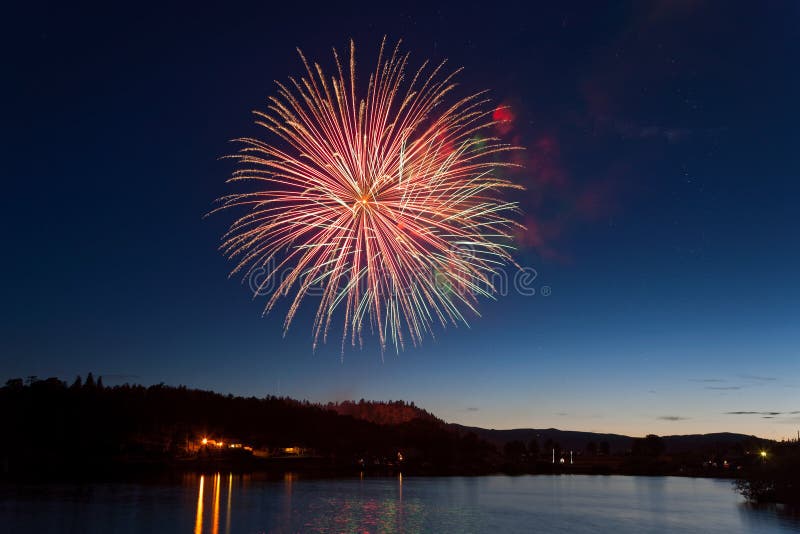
left=2, top=474, right=799, bottom=533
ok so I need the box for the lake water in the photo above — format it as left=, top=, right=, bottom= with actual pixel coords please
left=2, top=474, right=798, bottom=533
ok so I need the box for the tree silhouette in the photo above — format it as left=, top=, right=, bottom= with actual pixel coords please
left=5, top=378, right=23, bottom=390
left=0, top=376, right=498, bottom=477
left=632, top=434, right=665, bottom=457
left=503, top=440, right=527, bottom=462
left=528, top=439, right=540, bottom=460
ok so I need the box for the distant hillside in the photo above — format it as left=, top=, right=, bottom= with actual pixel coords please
left=326, top=400, right=441, bottom=426
left=1, top=375, right=773, bottom=481
left=0, top=376, right=501, bottom=478
left=449, top=424, right=765, bottom=454
left=320, top=400, right=766, bottom=455
left=661, top=432, right=765, bottom=454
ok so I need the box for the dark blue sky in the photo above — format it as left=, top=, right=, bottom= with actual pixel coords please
left=4, top=1, right=799, bottom=438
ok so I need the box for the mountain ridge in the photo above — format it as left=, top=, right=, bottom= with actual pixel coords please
left=448, top=424, right=764, bottom=453
left=323, top=398, right=767, bottom=451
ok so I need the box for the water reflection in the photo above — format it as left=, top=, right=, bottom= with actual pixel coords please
left=193, top=473, right=233, bottom=534
left=280, top=472, right=426, bottom=533
left=1, top=475, right=798, bottom=532
left=739, top=502, right=800, bottom=532
left=225, top=474, right=232, bottom=534
left=212, top=473, right=221, bottom=534
left=157, top=474, right=800, bottom=533
left=199, top=474, right=800, bottom=534
left=194, top=475, right=204, bottom=534
left=191, top=472, right=417, bottom=533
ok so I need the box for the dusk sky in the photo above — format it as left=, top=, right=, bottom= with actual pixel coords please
left=4, top=1, right=799, bottom=440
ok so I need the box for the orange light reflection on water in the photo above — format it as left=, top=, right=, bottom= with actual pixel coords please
left=225, top=473, right=232, bottom=534
left=193, top=471, right=414, bottom=532
left=194, top=475, right=204, bottom=534
left=194, top=473, right=235, bottom=534
left=212, top=473, right=221, bottom=534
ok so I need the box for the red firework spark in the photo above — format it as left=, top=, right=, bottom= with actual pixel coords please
left=214, top=39, right=524, bottom=352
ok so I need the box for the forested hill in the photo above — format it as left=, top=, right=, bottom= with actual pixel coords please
left=1, top=375, right=773, bottom=481
left=326, top=400, right=441, bottom=426
left=0, top=375, right=495, bottom=477
left=449, top=424, right=765, bottom=454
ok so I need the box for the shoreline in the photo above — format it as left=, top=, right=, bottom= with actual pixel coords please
left=0, top=455, right=743, bottom=483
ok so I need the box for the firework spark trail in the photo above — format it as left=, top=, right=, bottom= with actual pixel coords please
left=213, top=38, right=524, bottom=353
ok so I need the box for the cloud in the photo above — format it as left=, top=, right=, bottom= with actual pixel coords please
left=725, top=411, right=783, bottom=416
left=464, top=407, right=480, bottom=412
left=690, top=378, right=726, bottom=383
left=658, top=415, right=689, bottom=421
left=740, top=375, right=777, bottom=382
left=705, top=386, right=742, bottom=390
left=592, top=116, right=693, bottom=143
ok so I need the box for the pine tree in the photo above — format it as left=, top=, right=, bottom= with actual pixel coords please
left=528, top=439, right=540, bottom=459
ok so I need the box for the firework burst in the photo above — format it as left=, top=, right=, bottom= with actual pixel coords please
left=214, top=39, right=524, bottom=352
